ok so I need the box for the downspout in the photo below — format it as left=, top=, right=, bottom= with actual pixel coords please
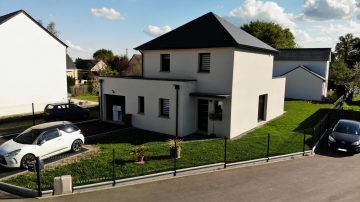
left=99, top=79, right=104, bottom=121
left=174, top=84, right=180, bottom=138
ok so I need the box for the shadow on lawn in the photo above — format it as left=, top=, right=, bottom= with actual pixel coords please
left=293, top=108, right=330, bottom=131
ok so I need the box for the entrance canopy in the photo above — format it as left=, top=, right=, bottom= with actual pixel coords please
left=189, top=92, right=231, bottom=99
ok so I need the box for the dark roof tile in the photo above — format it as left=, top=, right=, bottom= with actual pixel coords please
left=135, top=12, right=277, bottom=53
left=66, top=54, right=77, bottom=70
left=274, top=48, right=331, bottom=61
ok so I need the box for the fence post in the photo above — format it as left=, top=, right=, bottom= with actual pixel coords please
left=224, top=136, right=227, bottom=169
left=303, top=129, right=306, bottom=156
left=32, top=103, right=35, bottom=126
left=267, top=133, right=270, bottom=162
left=36, top=157, right=42, bottom=197
left=174, top=140, right=177, bottom=176
left=113, top=149, right=116, bottom=186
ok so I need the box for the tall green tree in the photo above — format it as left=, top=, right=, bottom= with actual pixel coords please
left=329, top=59, right=352, bottom=80
left=335, top=33, right=360, bottom=67
left=240, top=21, right=296, bottom=49
left=37, top=19, right=61, bottom=37
left=93, top=49, right=114, bottom=62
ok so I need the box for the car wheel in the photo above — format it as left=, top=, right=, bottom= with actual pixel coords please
left=55, top=117, right=62, bottom=121
left=20, top=154, right=35, bottom=169
left=83, top=114, right=89, bottom=120
left=71, top=139, right=83, bottom=152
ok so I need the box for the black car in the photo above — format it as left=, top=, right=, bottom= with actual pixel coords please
left=44, top=103, right=90, bottom=121
left=328, top=119, right=360, bottom=153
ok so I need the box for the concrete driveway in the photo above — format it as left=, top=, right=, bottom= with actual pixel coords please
left=3, top=138, right=360, bottom=201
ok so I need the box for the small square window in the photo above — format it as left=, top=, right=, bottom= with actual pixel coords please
left=138, top=96, right=144, bottom=113
left=215, top=101, right=223, bottom=120
left=199, top=53, right=210, bottom=72
left=161, top=54, right=170, bottom=71
left=160, top=99, right=169, bottom=117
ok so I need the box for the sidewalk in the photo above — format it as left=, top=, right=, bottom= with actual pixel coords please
left=10, top=142, right=360, bottom=202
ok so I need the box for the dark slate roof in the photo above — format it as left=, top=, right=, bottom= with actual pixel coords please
left=75, top=60, right=95, bottom=70
left=0, top=10, right=68, bottom=47
left=281, top=65, right=326, bottom=81
left=274, top=48, right=331, bottom=61
left=66, top=54, right=77, bottom=70
left=134, top=12, right=277, bottom=53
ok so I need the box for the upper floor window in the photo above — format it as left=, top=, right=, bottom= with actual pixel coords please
left=199, top=53, right=210, bottom=72
left=161, top=54, right=170, bottom=71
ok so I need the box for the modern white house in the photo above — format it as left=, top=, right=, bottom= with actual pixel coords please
left=273, top=48, right=331, bottom=101
left=0, top=10, right=68, bottom=117
left=99, top=12, right=286, bottom=139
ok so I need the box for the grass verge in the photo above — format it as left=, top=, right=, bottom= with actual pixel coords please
left=72, top=92, right=99, bottom=102
left=2, top=100, right=331, bottom=190
left=344, top=94, right=360, bottom=111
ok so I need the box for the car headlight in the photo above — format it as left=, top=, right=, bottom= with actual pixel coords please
left=5, top=149, right=21, bottom=157
left=328, top=135, right=336, bottom=142
left=351, top=140, right=360, bottom=145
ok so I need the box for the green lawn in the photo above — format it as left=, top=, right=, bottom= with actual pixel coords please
left=72, top=92, right=99, bottom=102
left=3, top=100, right=332, bottom=190
left=344, top=94, right=360, bottom=111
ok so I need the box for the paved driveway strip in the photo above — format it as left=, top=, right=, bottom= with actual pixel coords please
left=14, top=140, right=360, bottom=202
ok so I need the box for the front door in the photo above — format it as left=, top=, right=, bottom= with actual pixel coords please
left=198, top=99, right=208, bottom=131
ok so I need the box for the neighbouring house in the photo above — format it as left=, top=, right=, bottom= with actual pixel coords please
left=125, top=54, right=142, bottom=75
left=0, top=10, right=68, bottom=117
left=273, top=48, right=331, bottom=101
left=75, top=59, right=106, bottom=72
left=98, top=12, right=286, bottom=139
left=66, top=54, right=79, bottom=84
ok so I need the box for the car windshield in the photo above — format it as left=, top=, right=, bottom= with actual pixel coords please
left=334, top=122, right=360, bottom=135
left=46, top=105, right=54, bottom=110
left=13, top=128, right=43, bottom=144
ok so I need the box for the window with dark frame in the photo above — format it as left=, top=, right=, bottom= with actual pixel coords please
left=161, top=54, right=170, bottom=71
left=199, top=53, right=210, bottom=72
left=160, top=99, right=169, bottom=117
left=138, top=96, right=144, bottom=113
left=214, top=101, right=223, bottom=120
left=258, top=94, right=267, bottom=122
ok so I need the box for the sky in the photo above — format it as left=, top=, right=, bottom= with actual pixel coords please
left=1, top=0, right=360, bottom=61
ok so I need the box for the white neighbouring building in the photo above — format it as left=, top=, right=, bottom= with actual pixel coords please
left=99, top=12, right=286, bottom=139
left=0, top=10, right=68, bottom=117
left=273, top=48, right=331, bottom=101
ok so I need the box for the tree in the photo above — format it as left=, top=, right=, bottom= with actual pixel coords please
left=329, top=59, right=352, bottom=80
left=132, top=64, right=142, bottom=76
left=93, top=49, right=114, bottom=62
left=75, top=57, right=82, bottom=63
left=335, top=33, right=360, bottom=67
left=37, top=19, right=61, bottom=37
left=97, top=66, right=119, bottom=76
left=240, top=21, right=296, bottom=49
left=108, top=55, right=132, bottom=75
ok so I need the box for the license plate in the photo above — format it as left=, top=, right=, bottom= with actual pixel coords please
left=338, top=148, right=347, bottom=152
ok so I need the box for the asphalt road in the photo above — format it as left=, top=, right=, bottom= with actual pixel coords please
left=5, top=138, right=359, bottom=202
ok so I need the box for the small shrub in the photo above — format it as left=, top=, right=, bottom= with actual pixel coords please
left=130, top=145, right=149, bottom=157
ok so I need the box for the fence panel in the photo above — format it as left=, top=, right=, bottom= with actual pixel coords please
left=69, top=85, right=92, bottom=95
left=227, top=135, right=268, bottom=163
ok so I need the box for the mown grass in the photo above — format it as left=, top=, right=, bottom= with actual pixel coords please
left=344, top=94, right=360, bottom=111
left=3, top=100, right=332, bottom=190
left=72, top=92, right=99, bottom=102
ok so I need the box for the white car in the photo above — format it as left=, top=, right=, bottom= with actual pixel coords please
left=0, top=121, right=84, bottom=169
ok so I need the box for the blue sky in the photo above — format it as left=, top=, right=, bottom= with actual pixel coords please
left=1, top=0, right=360, bottom=61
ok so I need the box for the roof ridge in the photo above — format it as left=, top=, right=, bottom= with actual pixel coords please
left=277, top=48, right=331, bottom=50
left=0, top=10, right=23, bottom=25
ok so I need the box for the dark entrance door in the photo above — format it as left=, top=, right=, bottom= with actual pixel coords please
left=106, top=95, right=125, bottom=120
left=258, top=94, right=266, bottom=121
left=198, top=99, right=208, bottom=131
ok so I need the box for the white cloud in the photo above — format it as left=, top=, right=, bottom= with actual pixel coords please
left=91, top=7, right=126, bottom=20
left=142, top=25, right=171, bottom=37
left=217, top=5, right=224, bottom=9
left=292, top=29, right=336, bottom=46
left=65, top=40, right=94, bottom=60
left=313, top=20, right=360, bottom=36
left=226, top=0, right=296, bottom=29
left=49, top=14, right=53, bottom=17
left=296, top=0, right=358, bottom=22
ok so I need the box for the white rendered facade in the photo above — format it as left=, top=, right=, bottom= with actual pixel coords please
left=0, top=12, right=67, bottom=116
left=100, top=47, right=286, bottom=139
left=273, top=60, right=330, bottom=101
